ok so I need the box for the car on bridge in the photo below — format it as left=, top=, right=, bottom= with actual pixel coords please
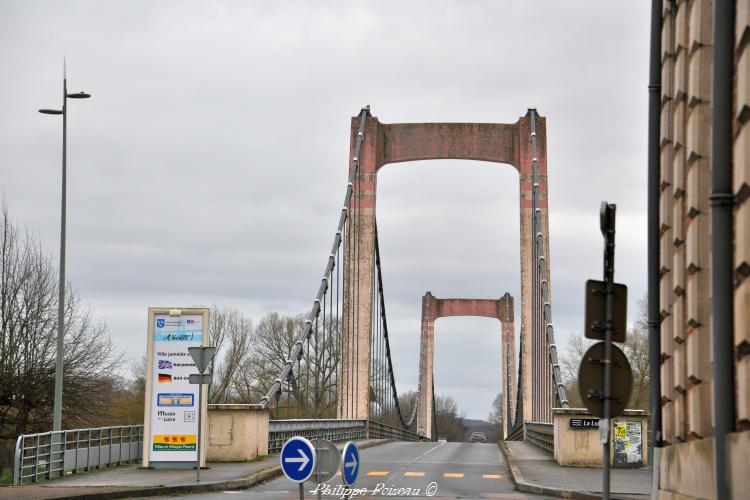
left=469, top=431, right=487, bottom=443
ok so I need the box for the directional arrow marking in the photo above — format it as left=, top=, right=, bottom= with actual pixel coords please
left=345, top=453, right=358, bottom=470
left=284, top=449, right=310, bottom=471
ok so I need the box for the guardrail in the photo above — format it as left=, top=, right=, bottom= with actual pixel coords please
left=13, top=425, right=143, bottom=485
left=525, top=422, right=554, bottom=454
left=367, top=420, right=422, bottom=441
left=268, top=419, right=423, bottom=453
left=268, top=420, right=366, bottom=454
left=506, top=423, right=525, bottom=441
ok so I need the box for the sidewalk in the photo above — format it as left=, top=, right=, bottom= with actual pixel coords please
left=0, top=439, right=387, bottom=500
left=500, top=440, right=651, bottom=500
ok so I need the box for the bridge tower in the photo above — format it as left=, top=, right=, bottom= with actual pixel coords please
left=416, top=292, right=516, bottom=439
left=338, top=109, right=561, bottom=425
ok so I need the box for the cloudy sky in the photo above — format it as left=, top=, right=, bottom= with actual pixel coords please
left=0, top=1, right=650, bottom=419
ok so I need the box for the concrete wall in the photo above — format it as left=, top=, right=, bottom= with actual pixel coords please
left=553, top=408, right=648, bottom=468
left=206, top=405, right=269, bottom=462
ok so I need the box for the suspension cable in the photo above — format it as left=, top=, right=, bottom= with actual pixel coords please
left=529, top=108, right=569, bottom=410
left=260, top=106, right=370, bottom=409
left=373, top=227, right=412, bottom=429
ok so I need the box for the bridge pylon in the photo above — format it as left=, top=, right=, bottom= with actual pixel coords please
left=338, top=109, right=563, bottom=426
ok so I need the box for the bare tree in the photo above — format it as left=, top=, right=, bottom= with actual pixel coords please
left=0, top=201, right=122, bottom=470
left=487, top=392, right=503, bottom=433
left=561, top=295, right=650, bottom=411
left=208, top=305, right=253, bottom=404
left=434, top=394, right=467, bottom=442
left=232, top=313, right=339, bottom=418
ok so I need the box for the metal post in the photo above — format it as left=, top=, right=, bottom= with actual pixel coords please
left=53, top=73, right=68, bottom=433
left=647, top=0, right=663, bottom=497
left=601, top=202, right=616, bottom=500
left=711, top=1, right=736, bottom=499
left=196, top=382, right=202, bottom=482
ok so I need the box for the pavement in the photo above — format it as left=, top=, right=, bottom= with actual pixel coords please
left=0, top=439, right=654, bottom=499
left=0, top=439, right=387, bottom=500
left=500, top=440, right=652, bottom=500
left=146, top=440, right=557, bottom=499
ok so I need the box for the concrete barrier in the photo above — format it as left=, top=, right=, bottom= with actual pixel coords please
left=552, top=408, right=648, bottom=468
left=207, top=404, right=269, bottom=461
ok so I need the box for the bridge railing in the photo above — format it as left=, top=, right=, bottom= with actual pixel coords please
left=268, top=419, right=366, bottom=453
left=367, top=420, right=423, bottom=442
left=525, top=422, right=554, bottom=454
left=268, top=419, right=423, bottom=453
left=13, top=425, right=143, bottom=485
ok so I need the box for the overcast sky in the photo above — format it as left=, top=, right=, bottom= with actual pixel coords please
left=0, top=1, right=650, bottom=419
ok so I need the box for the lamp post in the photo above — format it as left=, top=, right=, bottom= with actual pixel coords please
left=39, top=62, right=91, bottom=432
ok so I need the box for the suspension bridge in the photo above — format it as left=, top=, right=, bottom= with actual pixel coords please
left=259, top=105, right=568, bottom=442
left=12, top=107, right=577, bottom=498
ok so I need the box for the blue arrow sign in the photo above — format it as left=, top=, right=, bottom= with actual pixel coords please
left=341, top=441, right=360, bottom=486
left=280, top=436, right=316, bottom=483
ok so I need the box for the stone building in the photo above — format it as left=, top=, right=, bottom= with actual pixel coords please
left=657, top=0, right=750, bottom=497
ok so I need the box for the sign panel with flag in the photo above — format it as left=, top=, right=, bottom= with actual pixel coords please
left=144, top=308, right=209, bottom=469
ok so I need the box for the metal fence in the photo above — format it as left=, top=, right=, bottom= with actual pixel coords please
left=525, top=422, right=554, bottom=454
left=268, top=419, right=423, bottom=453
left=14, top=425, right=143, bottom=485
left=367, top=420, right=422, bottom=442
left=268, top=420, right=366, bottom=454
left=506, top=423, right=525, bottom=441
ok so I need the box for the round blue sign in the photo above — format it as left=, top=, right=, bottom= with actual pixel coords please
left=341, top=441, right=360, bottom=486
left=280, top=436, right=316, bottom=483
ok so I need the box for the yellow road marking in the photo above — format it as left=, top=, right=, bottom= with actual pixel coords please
left=404, top=472, right=425, bottom=477
left=367, top=471, right=389, bottom=476
left=482, top=474, right=502, bottom=479
left=443, top=473, right=464, bottom=478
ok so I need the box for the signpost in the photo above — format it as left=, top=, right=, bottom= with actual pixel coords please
left=281, top=436, right=316, bottom=500
left=341, top=441, right=360, bottom=487
left=578, top=202, right=633, bottom=500
left=312, top=438, right=340, bottom=500
left=143, top=308, right=209, bottom=470
left=188, top=346, right=216, bottom=483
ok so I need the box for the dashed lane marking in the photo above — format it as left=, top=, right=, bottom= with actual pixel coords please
left=442, top=473, right=464, bottom=478
left=482, top=474, right=502, bottom=479
left=366, top=471, right=389, bottom=476
left=404, top=472, right=425, bottom=477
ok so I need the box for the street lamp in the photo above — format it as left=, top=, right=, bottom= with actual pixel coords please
left=39, top=62, right=91, bottom=432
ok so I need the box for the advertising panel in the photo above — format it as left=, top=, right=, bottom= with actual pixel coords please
left=143, top=309, right=208, bottom=467
left=613, top=419, right=643, bottom=468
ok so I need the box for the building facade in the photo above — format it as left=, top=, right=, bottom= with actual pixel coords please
left=658, top=0, right=750, bottom=497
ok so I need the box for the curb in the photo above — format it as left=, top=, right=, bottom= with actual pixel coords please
left=33, top=439, right=392, bottom=500
left=498, top=441, right=601, bottom=500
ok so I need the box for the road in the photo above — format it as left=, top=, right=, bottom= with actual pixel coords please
left=159, top=441, right=555, bottom=499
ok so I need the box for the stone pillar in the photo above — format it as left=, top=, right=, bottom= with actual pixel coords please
left=338, top=114, right=378, bottom=421
left=501, top=293, right=516, bottom=438
left=416, top=293, right=436, bottom=438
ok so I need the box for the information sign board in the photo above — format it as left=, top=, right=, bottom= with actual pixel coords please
left=143, top=308, right=209, bottom=468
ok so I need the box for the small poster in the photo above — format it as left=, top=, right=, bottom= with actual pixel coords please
left=613, top=420, right=643, bottom=468
left=144, top=310, right=207, bottom=466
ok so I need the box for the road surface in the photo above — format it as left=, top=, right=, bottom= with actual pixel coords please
left=154, top=441, right=555, bottom=499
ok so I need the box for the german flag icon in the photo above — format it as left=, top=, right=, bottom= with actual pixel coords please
left=158, top=373, right=172, bottom=383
